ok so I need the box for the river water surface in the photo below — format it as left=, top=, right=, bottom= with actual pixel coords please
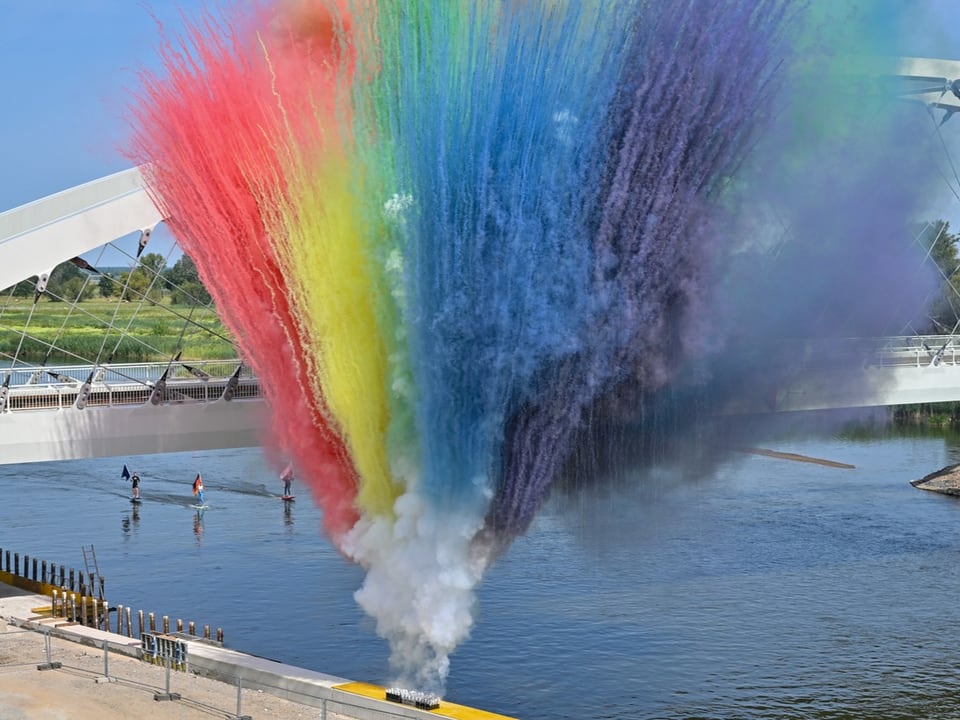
left=1, top=426, right=959, bottom=719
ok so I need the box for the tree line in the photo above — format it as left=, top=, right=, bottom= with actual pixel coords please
left=2, top=253, right=212, bottom=306
left=3, top=221, right=960, bottom=330
left=918, top=220, right=960, bottom=334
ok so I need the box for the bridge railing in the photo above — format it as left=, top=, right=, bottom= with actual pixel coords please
left=725, top=335, right=960, bottom=370
left=866, top=335, right=959, bottom=368
left=4, top=336, right=958, bottom=415
left=4, top=360, right=253, bottom=388
left=2, top=360, right=261, bottom=413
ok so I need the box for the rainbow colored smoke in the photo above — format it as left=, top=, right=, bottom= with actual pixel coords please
left=127, top=0, right=938, bottom=690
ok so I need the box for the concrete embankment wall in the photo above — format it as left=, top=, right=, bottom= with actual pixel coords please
left=0, top=576, right=516, bottom=720
left=0, top=547, right=224, bottom=642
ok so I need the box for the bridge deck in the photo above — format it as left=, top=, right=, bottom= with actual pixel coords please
left=0, top=361, right=265, bottom=464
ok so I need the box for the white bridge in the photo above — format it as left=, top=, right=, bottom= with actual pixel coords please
left=0, top=359, right=265, bottom=465
left=0, top=167, right=268, bottom=465
left=2, top=57, right=960, bottom=465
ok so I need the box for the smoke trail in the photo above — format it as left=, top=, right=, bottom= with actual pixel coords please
left=550, top=1, right=942, bottom=508
left=719, top=3, right=937, bottom=335
left=487, top=0, right=791, bottom=542
left=343, top=491, right=489, bottom=693
left=352, top=2, right=614, bottom=519
left=695, top=0, right=941, bottom=435
left=127, top=2, right=363, bottom=539
left=126, top=0, right=945, bottom=696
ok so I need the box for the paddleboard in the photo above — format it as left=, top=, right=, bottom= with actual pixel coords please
left=191, top=504, right=209, bottom=510
left=131, top=497, right=142, bottom=504
left=281, top=495, right=295, bottom=501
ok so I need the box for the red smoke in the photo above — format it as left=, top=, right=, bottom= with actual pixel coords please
left=126, top=2, right=360, bottom=540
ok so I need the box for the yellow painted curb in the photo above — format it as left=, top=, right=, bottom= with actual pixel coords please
left=0, top=569, right=60, bottom=598
left=334, top=681, right=517, bottom=720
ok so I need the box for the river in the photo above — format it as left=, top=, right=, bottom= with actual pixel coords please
left=0, top=424, right=958, bottom=719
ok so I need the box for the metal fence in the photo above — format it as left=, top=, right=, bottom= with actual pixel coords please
left=0, top=621, right=447, bottom=720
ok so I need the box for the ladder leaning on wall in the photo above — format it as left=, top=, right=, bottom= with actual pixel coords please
left=81, top=544, right=103, bottom=599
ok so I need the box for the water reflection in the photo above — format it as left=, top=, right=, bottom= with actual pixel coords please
left=283, top=499, right=293, bottom=531
left=121, top=505, right=140, bottom=537
left=193, top=509, right=204, bottom=543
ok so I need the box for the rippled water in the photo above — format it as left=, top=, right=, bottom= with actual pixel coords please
left=1, top=428, right=959, bottom=719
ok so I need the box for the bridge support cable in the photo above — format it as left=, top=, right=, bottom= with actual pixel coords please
left=898, top=221, right=950, bottom=338
left=1, top=286, right=175, bottom=374
left=95, top=239, right=233, bottom=347
left=0, top=292, right=41, bottom=410
left=35, top=244, right=114, bottom=376
left=1, top=238, right=239, bottom=402
left=96, top=229, right=181, bottom=384
left=0, top=270, right=237, bottom=391
left=928, top=125, right=960, bottom=338
left=1, top=236, right=244, bottom=417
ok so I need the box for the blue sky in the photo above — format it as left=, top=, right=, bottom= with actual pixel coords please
left=0, top=1, right=211, bottom=207
left=2, top=1, right=960, bottom=261
left=0, top=1, right=210, bottom=265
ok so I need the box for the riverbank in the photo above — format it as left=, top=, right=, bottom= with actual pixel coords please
left=910, top=461, right=960, bottom=496
left=0, top=581, right=329, bottom=720
left=0, top=628, right=322, bottom=720
left=0, top=581, right=516, bottom=720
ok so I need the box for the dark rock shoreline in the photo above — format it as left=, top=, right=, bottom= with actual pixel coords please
left=911, top=463, right=960, bottom=496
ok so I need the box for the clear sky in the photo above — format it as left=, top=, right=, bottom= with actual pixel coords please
left=0, top=1, right=210, bottom=265
left=3, top=1, right=960, bottom=260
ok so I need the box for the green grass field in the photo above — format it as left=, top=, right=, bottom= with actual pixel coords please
left=0, top=297, right=237, bottom=364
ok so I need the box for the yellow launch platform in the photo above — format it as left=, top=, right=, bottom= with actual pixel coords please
left=335, top=681, right=518, bottom=719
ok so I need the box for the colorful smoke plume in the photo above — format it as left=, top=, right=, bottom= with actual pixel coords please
left=127, top=0, right=941, bottom=691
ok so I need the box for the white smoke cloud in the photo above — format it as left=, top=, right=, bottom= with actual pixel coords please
left=342, top=486, right=493, bottom=693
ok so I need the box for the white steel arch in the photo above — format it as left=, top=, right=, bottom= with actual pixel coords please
left=0, top=167, right=165, bottom=292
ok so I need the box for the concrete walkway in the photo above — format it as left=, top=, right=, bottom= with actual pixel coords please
left=0, top=581, right=516, bottom=720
